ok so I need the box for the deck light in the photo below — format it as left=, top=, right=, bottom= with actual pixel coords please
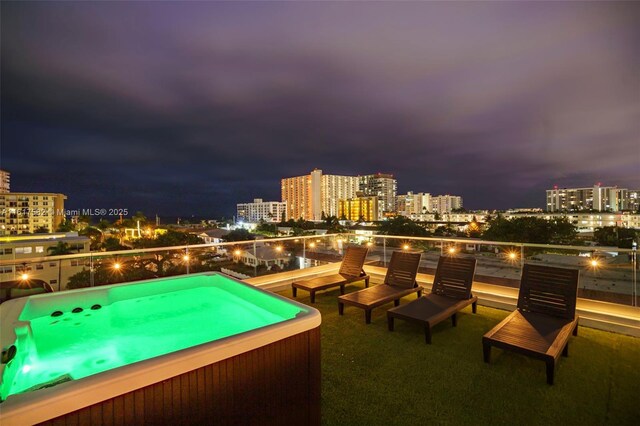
left=367, top=242, right=373, bottom=247
left=309, top=242, right=316, bottom=248
left=403, top=244, right=410, bottom=250
left=590, top=259, right=599, bottom=268
left=507, top=251, right=518, bottom=261
left=275, top=246, right=283, bottom=252
left=183, top=254, right=190, bottom=262
left=20, top=273, right=29, bottom=281
left=113, top=262, right=121, bottom=271
left=234, top=249, right=241, bottom=256
left=448, top=247, right=456, bottom=254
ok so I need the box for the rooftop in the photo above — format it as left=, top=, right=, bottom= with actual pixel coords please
left=276, top=283, right=639, bottom=425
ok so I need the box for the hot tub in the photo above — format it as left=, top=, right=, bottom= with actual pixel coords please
left=0, top=272, right=321, bottom=425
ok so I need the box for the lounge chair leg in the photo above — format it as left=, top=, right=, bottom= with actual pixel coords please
left=546, top=361, right=555, bottom=385
left=365, top=277, right=370, bottom=288
left=562, top=344, right=569, bottom=357
left=573, top=325, right=578, bottom=336
left=292, top=287, right=297, bottom=298
left=424, top=326, right=432, bottom=344
left=388, top=316, right=394, bottom=332
left=483, top=341, right=491, bottom=363
left=472, top=301, right=477, bottom=314
left=340, top=284, right=345, bottom=295
left=417, top=290, right=422, bottom=298
left=394, top=299, right=400, bottom=307
left=310, top=291, right=316, bottom=304
left=451, top=313, right=457, bottom=327
left=365, top=310, right=372, bottom=324
left=338, top=302, right=344, bottom=316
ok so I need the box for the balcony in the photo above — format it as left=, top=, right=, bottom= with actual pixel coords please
left=1, top=234, right=638, bottom=424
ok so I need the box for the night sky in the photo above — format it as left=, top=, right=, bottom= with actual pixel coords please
left=2, top=2, right=639, bottom=217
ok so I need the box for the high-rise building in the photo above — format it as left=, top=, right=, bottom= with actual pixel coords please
left=628, top=190, right=640, bottom=212
left=359, top=173, right=397, bottom=219
left=546, top=185, right=627, bottom=212
left=0, top=170, right=10, bottom=193
left=396, top=192, right=432, bottom=217
left=0, top=193, right=67, bottom=236
left=430, top=195, right=463, bottom=215
left=281, top=169, right=358, bottom=221
left=236, top=199, right=287, bottom=223
left=338, top=196, right=378, bottom=222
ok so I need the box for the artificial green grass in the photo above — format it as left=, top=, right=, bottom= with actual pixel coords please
left=279, top=286, right=640, bottom=426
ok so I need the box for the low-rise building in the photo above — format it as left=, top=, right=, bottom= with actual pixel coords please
left=0, top=232, right=90, bottom=290
left=237, top=199, right=287, bottom=223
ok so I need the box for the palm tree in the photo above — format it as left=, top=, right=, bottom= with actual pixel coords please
left=47, top=242, right=73, bottom=256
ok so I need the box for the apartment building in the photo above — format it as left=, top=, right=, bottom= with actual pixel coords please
left=0, top=170, right=10, bottom=193
left=281, top=169, right=358, bottom=221
left=338, top=196, right=379, bottom=222
left=546, top=184, right=630, bottom=212
left=359, top=173, right=397, bottom=219
left=396, top=192, right=432, bottom=217
left=0, top=192, right=67, bottom=236
left=430, top=195, right=463, bottom=215
left=504, top=212, right=640, bottom=232
left=237, top=199, right=287, bottom=223
left=0, top=232, right=90, bottom=290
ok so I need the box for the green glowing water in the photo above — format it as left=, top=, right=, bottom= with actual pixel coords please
left=3, top=285, right=301, bottom=398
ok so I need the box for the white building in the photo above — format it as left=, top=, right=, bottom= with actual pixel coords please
left=430, top=195, right=463, bottom=215
left=504, top=212, right=640, bottom=232
left=0, top=232, right=90, bottom=290
left=237, top=199, right=287, bottom=223
left=396, top=192, right=432, bottom=217
left=281, top=169, right=358, bottom=221
left=546, top=184, right=629, bottom=212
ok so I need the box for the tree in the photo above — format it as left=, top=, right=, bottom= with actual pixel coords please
left=34, top=226, right=49, bottom=234
left=79, top=226, right=104, bottom=251
left=47, top=242, right=74, bottom=256
left=594, top=226, right=638, bottom=248
left=482, top=216, right=577, bottom=244
left=378, top=217, right=429, bottom=237
left=223, top=229, right=255, bottom=242
left=56, top=219, right=75, bottom=232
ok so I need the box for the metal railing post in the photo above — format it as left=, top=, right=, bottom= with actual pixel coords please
left=520, top=244, right=525, bottom=270
left=383, top=237, right=387, bottom=267
left=90, top=253, right=94, bottom=287
left=632, top=241, right=637, bottom=307
left=253, top=241, right=257, bottom=277
left=302, top=239, right=306, bottom=269
left=185, top=246, right=190, bottom=275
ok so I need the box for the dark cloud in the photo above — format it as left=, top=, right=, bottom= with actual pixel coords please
left=2, top=2, right=639, bottom=216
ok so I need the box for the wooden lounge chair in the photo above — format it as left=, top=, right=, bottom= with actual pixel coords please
left=387, top=256, right=477, bottom=344
left=482, top=264, right=579, bottom=385
left=292, top=246, right=370, bottom=303
left=338, top=251, right=422, bottom=324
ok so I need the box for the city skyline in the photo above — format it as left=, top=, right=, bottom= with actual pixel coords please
left=2, top=2, right=639, bottom=216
